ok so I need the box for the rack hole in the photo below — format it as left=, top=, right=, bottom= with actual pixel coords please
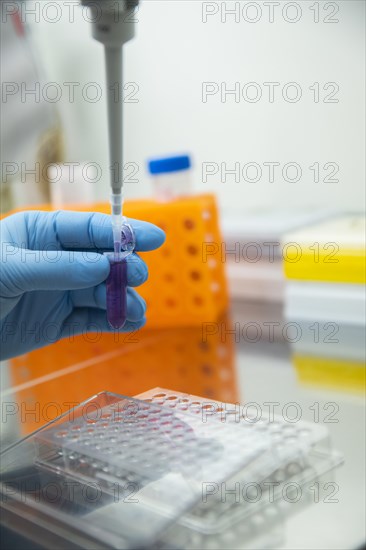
left=199, top=341, right=210, bottom=352
left=190, top=270, right=201, bottom=281
left=187, top=244, right=198, bottom=255
left=184, top=219, right=195, bottom=230
left=193, top=296, right=204, bottom=307
left=201, top=364, right=213, bottom=375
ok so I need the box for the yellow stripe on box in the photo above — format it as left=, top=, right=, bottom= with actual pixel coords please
left=293, top=354, right=366, bottom=394
left=284, top=250, right=366, bottom=284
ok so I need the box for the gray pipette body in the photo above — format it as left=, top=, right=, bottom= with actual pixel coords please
left=105, top=46, right=123, bottom=196
left=82, top=0, right=138, bottom=251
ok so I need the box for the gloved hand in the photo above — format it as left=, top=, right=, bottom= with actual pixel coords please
left=0, top=210, right=165, bottom=360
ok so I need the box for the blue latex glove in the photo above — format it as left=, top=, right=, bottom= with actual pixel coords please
left=0, top=211, right=165, bottom=360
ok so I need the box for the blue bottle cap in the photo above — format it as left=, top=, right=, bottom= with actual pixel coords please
left=148, top=155, right=191, bottom=175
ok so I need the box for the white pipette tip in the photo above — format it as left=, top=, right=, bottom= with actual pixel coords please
left=111, top=193, right=123, bottom=260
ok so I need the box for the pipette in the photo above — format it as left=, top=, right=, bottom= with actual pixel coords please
left=82, top=0, right=138, bottom=327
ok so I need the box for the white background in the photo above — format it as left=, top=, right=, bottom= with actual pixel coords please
left=29, top=0, right=365, bottom=217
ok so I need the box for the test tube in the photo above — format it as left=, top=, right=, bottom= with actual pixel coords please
left=105, top=252, right=129, bottom=329
left=105, top=223, right=136, bottom=330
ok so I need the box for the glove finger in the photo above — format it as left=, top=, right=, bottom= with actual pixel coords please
left=7, top=250, right=110, bottom=293
left=60, top=308, right=146, bottom=338
left=71, top=286, right=146, bottom=322
left=53, top=211, right=165, bottom=252
left=125, top=253, right=148, bottom=286
left=9, top=249, right=148, bottom=293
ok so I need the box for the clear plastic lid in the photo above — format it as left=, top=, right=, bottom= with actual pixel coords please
left=1, top=391, right=268, bottom=549
left=0, top=389, right=342, bottom=549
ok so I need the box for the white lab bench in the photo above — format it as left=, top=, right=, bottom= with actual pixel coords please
left=236, top=341, right=365, bottom=550
left=0, top=339, right=364, bottom=549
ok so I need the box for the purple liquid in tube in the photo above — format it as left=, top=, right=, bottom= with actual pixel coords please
left=105, top=252, right=129, bottom=329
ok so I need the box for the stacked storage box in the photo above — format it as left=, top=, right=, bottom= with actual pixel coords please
left=222, top=209, right=336, bottom=340
left=283, top=215, right=366, bottom=393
